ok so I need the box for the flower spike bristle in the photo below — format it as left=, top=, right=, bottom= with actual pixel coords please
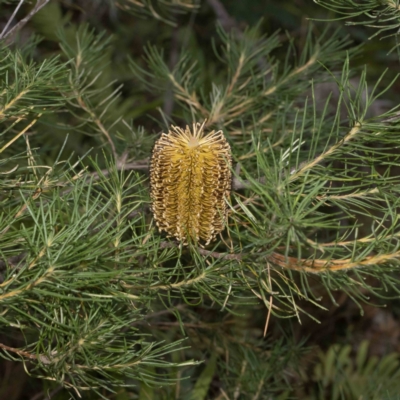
left=150, top=121, right=232, bottom=245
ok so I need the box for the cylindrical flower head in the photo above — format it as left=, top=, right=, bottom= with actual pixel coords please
left=150, top=121, right=232, bottom=245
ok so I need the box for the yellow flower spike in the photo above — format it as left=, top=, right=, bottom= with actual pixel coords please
left=150, top=120, right=232, bottom=245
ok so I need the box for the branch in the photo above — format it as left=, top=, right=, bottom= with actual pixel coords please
left=76, top=93, right=118, bottom=159
left=263, top=52, right=319, bottom=97
left=0, top=0, right=25, bottom=40
left=269, top=250, right=400, bottom=274
left=89, top=155, right=150, bottom=181
left=206, top=0, right=238, bottom=33
left=159, top=240, right=243, bottom=260
left=0, top=342, right=52, bottom=365
left=0, top=0, right=51, bottom=45
left=207, top=0, right=270, bottom=90
left=289, top=122, right=362, bottom=182
left=0, top=117, right=40, bottom=154
left=232, top=175, right=265, bottom=190
left=90, top=155, right=250, bottom=191
left=168, top=74, right=209, bottom=116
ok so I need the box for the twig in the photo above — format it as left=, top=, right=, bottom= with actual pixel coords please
left=230, top=123, right=364, bottom=190
left=137, top=320, right=234, bottom=329
left=232, top=175, right=265, bottom=190
left=121, top=160, right=150, bottom=171
left=163, top=27, right=180, bottom=118
left=159, top=240, right=243, bottom=260
left=263, top=261, right=273, bottom=337
left=0, top=117, right=40, bottom=154
left=252, top=377, right=266, bottom=400
left=233, top=359, right=247, bottom=400
left=140, top=304, right=187, bottom=321
left=1, top=0, right=51, bottom=45
left=89, top=156, right=253, bottom=191
left=198, top=247, right=242, bottom=260
left=30, top=385, right=64, bottom=400
left=207, top=0, right=239, bottom=34
left=109, top=159, right=254, bottom=191
left=218, top=389, right=231, bottom=400
left=76, top=94, right=118, bottom=159
left=156, top=239, right=398, bottom=275
left=89, top=157, right=150, bottom=181
left=168, top=74, right=209, bottom=116
left=0, top=342, right=37, bottom=360
left=262, top=52, right=319, bottom=97
left=289, top=122, right=362, bottom=182
left=269, top=249, right=400, bottom=273
left=0, top=0, right=25, bottom=39
left=0, top=342, right=52, bottom=365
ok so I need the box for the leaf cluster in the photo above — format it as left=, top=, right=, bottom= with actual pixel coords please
left=116, top=0, right=199, bottom=26
left=293, top=341, right=400, bottom=400
left=316, top=0, right=400, bottom=53
left=1, top=0, right=400, bottom=398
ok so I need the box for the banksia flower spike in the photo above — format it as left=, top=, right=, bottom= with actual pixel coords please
left=150, top=121, right=232, bottom=245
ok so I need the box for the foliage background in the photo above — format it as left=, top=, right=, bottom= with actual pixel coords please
left=2, top=0, right=400, bottom=399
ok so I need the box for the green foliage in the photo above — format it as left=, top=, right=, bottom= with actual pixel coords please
left=130, top=23, right=352, bottom=133
left=116, top=0, right=199, bottom=26
left=0, top=155, right=199, bottom=397
left=190, top=353, right=216, bottom=400
left=298, top=341, right=400, bottom=399
left=316, top=0, right=400, bottom=52
left=0, top=45, right=67, bottom=121
left=1, top=0, right=400, bottom=398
